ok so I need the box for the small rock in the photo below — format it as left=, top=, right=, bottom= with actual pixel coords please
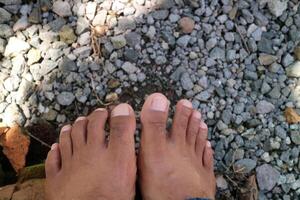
left=210, top=47, right=225, bottom=60
left=125, top=32, right=141, bottom=47
left=0, top=38, right=6, bottom=54
left=286, top=61, right=300, bottom=77
left=0, top=24, right=13, bottom=38
left=53, top=0, right=72, bottom=17
left=216, top=175, right=228, bottom=190
left=291, top=131, right=300, bottom=145
left=27, top=48, right=41, bottom=65
left=180, top=72, right=194, bottom=90
left=195, top=90, right=211, bottom=101
left=256, top=100, right=275, bottom=114
left=59, top=57, right=77, bottom=72
left=124, top=49, right=139, bottom=62
left=259, top=54, right=277, bottom=65
left=4, top=37, right=30, bottom=57
left=56, top=92, right=75, bottom=106
left=294, top=46, right=300, bottom=60
left=155, top=55, right=167, bottom=65
left=29, top=7, right=41, bottom=24
left=13, top=16, right=29, bottom=32
left=256, top=164, right=280, bottom=191
left=282, top=53, right=294, bottom=67
left=234, top=159, right=257, bottom=173
left=224, top=32, right=235, bottom=42
left=0, top=8, right=11, bottom=23
left=92, top=10, right=107, bottom=26
left=40, top=0, right=51, bottom=12
left=59, top=26, right=77, bottom=44
left=111, top=35, right=127, bottom=49
left=146, top=26, right=156, bottom=39
left=179, top=17, right=195, bottom=34
left=121, top=62, right=137, bottom=74
left=268, top=0, right=288, bottom=17
left=86, top=2, right=97, bottom=20
left=176, top=35, right=191, bottom=47
left=105, top=92, right=118, bottom=102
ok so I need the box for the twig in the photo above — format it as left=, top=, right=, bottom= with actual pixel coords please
left=234, top=24, right=250, bottom=54
left=89, top=74, right=112, bottom=106
left=27, top=132, right=51, bottom=149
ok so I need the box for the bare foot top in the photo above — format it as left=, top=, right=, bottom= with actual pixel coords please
left=45, top=104, right=137, bottom=200
left=139, top=93, right=216, bottom=200
left=45, top=93, right=216, bottom=200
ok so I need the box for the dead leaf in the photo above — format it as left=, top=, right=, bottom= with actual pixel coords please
left=238, top=175, right=258, bottom=200
left=284, top=107, right=300, bottom=124
left=0, top=125, right=30, bottom=172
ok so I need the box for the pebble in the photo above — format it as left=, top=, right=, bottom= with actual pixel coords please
left=286, top=61, right=300, bottom=77
left=291, top=131, right=300, bottom=145
left=92, top=10, right=107, bottom=26
left=53, top=0, right=72, bottom=17
left=0, top=8, right=11, bottom=23
left=256, top=100, right=275, bottom=114
left=86, top=2, right=97, bottom=20
left=111, top=35, right=127, bottom=49
left=56, top=92, right=75, bottom=106
left=256, top=164, right=280, bottom=191
left=121, top=62, right=137, bottom=74
left=259, top=54, right=277, bottom=65
left=179, top=17, right=195, bottom=34
left=180, top=72, right=194, bottom=90
left=59, top=26, right=77, bottom=44
left=13, top=16, right=29, bottom=32
left=268, top=0, right=288, bottom=17
left=27, top=48, right=41, bottom=65
left=59, top=57, right=77, bottom=72
left=4, top=37, right=30, bottom=57
left=176, top=35, right=191, bottom=47
left=216, top=175, right=228, bottom=190
left=210, top=47, right=225, bottom=60
left=234, top=159, right=257, bottom=173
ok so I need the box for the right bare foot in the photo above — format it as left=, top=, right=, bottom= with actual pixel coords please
left=138, top=93, right=216, bottom=200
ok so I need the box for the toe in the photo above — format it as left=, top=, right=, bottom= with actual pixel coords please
left=170, top=99, right=193, bottom=145
left=59, top=125, right=73, bottom=169
left=195, top=121, right=208, bottom=165
left=186, top=110, right=201, bottom=147
left=140, top=93, right=169, bottom=149
left=87, top=108, right=108, bottom=147
left=71, top=117, right=88, bottom=153
left=108, top=104, right=136, bottom=154
left=203, top=141, right=214, bottom=171
left=45, top=143, right=61, bottom=178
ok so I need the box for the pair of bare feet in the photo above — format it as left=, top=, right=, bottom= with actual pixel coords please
left=45, top=93, right=216, bottom=200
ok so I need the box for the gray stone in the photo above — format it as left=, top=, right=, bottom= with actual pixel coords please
left=180, top=72, right=194, bottom=90
left=117, top=17, right=136, bottom=31
left=0, top=8, right=11, bottom=23
left=53, top=0, right=72, bottom=17
left=15, top=79, right=35, bottom=103
left=261, top=82, right=271, bottom=94
left=152, top=10, right=169, bottom=20
left=171, top=66, right=185, bottom=81
left=234, top=103, right=245, bottom=114
left=244, top=70, right=258, bottom=80
left=195, top=90, right=211, bottom=101
left=268, top=0, right=288, bottom=17
left=146, top=26, right=156, bottom=39
left=0, top=24, right=13, bottom=38
left=125, top=32, right=141, bottom=47
left=76, top=17, right=90, bottom=35
left=286, top=61, right=300, bottom=77
left=40, top=59, right=58, bottom=75
left=57, top=92, right=75, bottom=106
left=13, top=16, right=29, bottom=32
left=124, top=49, right=139, bottom=62
left=234, top=159, right=257, bottom=173
left=258, top=38, right=273, bottom=54
left=85, top=2, right=97, bottom=20
left=121, top=62, right=137, bottom=74
left=0, top=38, right=5, bottom=54
left=226, top=50, right=236, bottom=61
left=111, top=35, right=127, bottom=49
left=206, top=38, right=217, bottom=51
left=210, top=47, right=225, bottom=60
left=267, top=86, right=281, bottom=99
left=176, top=35, right=191, bottom=47
left=256, top=100, right=275, bottom=114
left=59, top=57, right=77, bottom=72
left=162, top=31, right=176, bottom=46
left=0, top=0, right=21, bottom=4
left=256, top=164, right=280, bottom=191
left=224, top=32, right=235, bottom=42
left=282, top=54, right=294, bottom=67
left=291, top=131, right=300, bottom=145
left=155, top=55, right=167, bottom=65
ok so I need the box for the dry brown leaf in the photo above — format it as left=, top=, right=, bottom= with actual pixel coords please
left=238, top=175, right=258, bottom=200
left=0, top=125, right=30, bottom=172
left=284, top=107, right=300, bottom=124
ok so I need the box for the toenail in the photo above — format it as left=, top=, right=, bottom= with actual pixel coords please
left=51, top=143, right=58, bottom=150
left=111, top=104, right=130, bottom=117
left=192, top=111, right=201, bottom=119
left=76, top=116, right=86, bottom=122
left=61, top=125, right=71, bottom=132
left=181, top=99, right=192, bottom=108
left=151, top=96, right=168, bottom=111
left=206, top=141, right=211, bottom=148
left=95, top=108, right=106, bottom=112
left=200, top=121, right=207, bottom=129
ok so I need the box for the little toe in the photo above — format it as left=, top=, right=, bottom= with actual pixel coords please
left=170, top=99, right=193, bottom=145
left=87, top=108, right=108, bottom=147
left=108, top=104, right=136, bottom=154
left=186, top=110, right=201, bottom=148
left=45, top=143, right=61, bottom=178
left=140, top=93, right=169, bottom=150
left=59, top=125, right=72, bottom=169
left=203, top=141, right=214, bottom=171
left=196, top=121, right=208, bottom=165
left=71, top=117, right=88, bottom=153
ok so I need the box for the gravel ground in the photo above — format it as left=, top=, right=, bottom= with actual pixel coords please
left=0, top=0, right=300, bottom=199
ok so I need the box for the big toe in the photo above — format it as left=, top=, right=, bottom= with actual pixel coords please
left=108, top=103, right=136, bottom=156
left=140, top=93, right=169, bottom=150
